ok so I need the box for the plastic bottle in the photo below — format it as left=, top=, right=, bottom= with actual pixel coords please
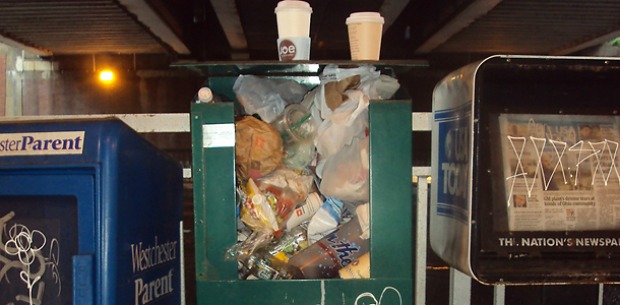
left=194, top=86, right=221, bottom=103
left=241, top=252, right=291, bottom=280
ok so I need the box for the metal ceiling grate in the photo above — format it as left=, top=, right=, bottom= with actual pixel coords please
left=0, top=0, right=170, bottom=55
left=433, top=0, right=620, bottom=55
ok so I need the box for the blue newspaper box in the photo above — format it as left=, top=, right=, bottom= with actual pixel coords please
left=0, top=118, right=183, bottom=305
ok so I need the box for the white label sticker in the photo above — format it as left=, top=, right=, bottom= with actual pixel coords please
left=202, top=124, right=235, bottom=148
left=0, top=131, right=85, bottom=156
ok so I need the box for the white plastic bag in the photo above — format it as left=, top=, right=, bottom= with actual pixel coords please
left=318, top=136, right=370, bottom=203
left=315, top=90, right=369, bottom=158
left=360, top=74, right=401, bottom=100
left=311, top=65, right=380, bottom=121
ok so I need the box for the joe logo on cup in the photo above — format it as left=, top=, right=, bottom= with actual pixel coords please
left=277, top=37, right=310, bottom=61
left=279, top=39, right=297, bottom=61
left=275, top=1, right=312, bottom=61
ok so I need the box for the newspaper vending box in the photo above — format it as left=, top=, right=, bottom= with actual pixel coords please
left=431, top=55, right=620, bottom=284
left=189, top=62, right=414, bottom=305
left=0, top=118, right=183, bottom=305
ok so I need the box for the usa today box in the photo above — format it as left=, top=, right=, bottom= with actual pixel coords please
left=431, top=55, right=620, bottom=285
left=0, top=118, right=183, bottom=305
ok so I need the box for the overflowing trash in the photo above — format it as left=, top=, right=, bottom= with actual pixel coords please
left=208, top=64, right=401, bottom=280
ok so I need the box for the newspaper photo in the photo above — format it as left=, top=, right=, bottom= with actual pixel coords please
left=497, top=113, right=620, bottom=231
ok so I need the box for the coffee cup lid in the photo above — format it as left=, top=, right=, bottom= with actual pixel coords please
left=346, top=12, right=384, bottom=24
left=275, top=1, right=313, bottom=14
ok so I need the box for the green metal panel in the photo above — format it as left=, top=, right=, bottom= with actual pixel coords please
left=191, top=102, right=237, bottom=280
left=195, top=278, right=411, bottom=305
left=369, top=100, right=413, bottom=279
left=190, top=63, right=415, bottom=305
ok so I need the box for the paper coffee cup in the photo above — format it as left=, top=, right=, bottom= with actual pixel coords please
left=278, top=37, right=311, bottom=61
left=275, top=1, right=312, bottom=61
left=275, top=1, right=312, bottom=38
left=346, top=12, right=384, bottom=60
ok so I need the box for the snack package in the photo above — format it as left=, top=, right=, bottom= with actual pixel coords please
left=231, top=178, right=281, bottom=261
left=258, top=183, right=300, bottom=228
left=235, top=116, right=284, bottom=180
left=239, top=178, right=279, bottom=232
left=239, top=169, right=314, bottom=232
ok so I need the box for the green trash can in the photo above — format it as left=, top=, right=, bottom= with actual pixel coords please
left=189, top=62, right=417, bottom=305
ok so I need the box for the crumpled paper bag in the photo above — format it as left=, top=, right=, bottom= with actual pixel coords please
left=235, top=116, right=284, bottom=180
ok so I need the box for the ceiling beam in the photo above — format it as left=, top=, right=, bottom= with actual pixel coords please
left=119, top=0, right=191, bottom=54
left=380, top=0, right=410, bottom=33
left=210, top=0, right=249, bottom=60
left=415, top=0, right=502, bottom=54
left=0, top=36, right=52, bottom=57
left=553, top=29, right=620, bottom=56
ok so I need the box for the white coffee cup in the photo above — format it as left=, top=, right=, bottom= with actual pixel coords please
left=346, top=12, right=384, bottom=60
left=275, top=1, right=312, bottom=37
left=275, top=1, right=312, bottom=61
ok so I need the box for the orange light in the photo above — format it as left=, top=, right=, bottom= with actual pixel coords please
left=98, top=69, right=115, bottom=83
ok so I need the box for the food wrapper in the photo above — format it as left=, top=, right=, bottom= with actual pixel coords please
left=257, top=168, right=314, bottom=201
left=254, top=169, right=314, bottom=228
left=256, top=182, right=301, bottom=229
left=239, top=178, right=279, bottom=232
